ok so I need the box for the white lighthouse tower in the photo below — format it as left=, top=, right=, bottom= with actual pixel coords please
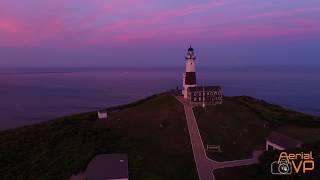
left=182, top=46, right=197, bottom=98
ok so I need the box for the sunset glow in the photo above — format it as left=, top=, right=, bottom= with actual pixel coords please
left=1, top=0, right=320, bottom=67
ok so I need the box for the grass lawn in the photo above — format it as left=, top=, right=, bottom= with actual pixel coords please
left=0, top=112, right=117, bottom=180
left=0, top=93, right=198, bottom=180
left=2, top=92, right=318, bottom=180
left=194, top=96, right=320, bottom=162
left=235, top=96, right=320, bottom=127
left=105, top=93, right=198, bottom=179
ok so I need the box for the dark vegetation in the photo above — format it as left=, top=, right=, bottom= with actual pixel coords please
left=0, top=93, right=198, bottom=180
left=194, top=96, right=320, bottom=161
left=210, top=96, right=320, bottom=179
left=234, top=96, right=320, bottom=127
left=0, top=113, right=118, bottom=180
left=1, top=93, right=319, bottom=180
left=105, top=93, right=197, bottom=179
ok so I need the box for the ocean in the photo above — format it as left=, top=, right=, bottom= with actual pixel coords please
left=0, top=67, right=319, bottom=130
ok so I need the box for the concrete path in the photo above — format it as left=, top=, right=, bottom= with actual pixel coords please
left=175, top=96, right=263, bottom=180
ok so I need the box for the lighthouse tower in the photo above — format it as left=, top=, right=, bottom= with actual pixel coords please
left=182, top=46, right=197, bottom=98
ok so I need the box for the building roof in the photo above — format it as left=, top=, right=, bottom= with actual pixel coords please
left=86, top=154, right=128, bottom=180
left=185, top=72, right=196, bottom=85
left=266, top=131, right=302, bottom=149
left=189, top=86, right=222, bottom=92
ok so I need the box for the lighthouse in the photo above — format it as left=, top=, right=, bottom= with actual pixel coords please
left=182, top=46, right=197, bottom=98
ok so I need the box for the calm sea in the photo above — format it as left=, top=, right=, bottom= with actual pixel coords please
left=0, top=67, right=319, bottom=130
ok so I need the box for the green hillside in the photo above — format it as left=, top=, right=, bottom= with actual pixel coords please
left=0, top=113, right=118, bottom=180
left=0, top=93, right=197, bottom=180
left=1, top=93, right=319, bottom=180
left=194, top=96, right=320, bottom=161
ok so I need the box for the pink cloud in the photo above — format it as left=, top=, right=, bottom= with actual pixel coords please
left=111, top=31, right=158, bottom=43
left=0, top=0, right=320, bottom=47
left=0, top=18, right=20, bottom=33
left=0, top=16, right=78, bottom=47
left=85, top=0, right=226, bottom=45
left=213, top=20, right=320, bottom=42
left=102, top=18, right=320, bottom=44
left=102, top=0, right=148, bottom=13
left=255, top=6, right=320, bottom=18
left=156, top=0, right=225, bottom=19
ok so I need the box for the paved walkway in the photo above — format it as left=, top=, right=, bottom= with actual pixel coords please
left=175, top=96, right=263, bottom=180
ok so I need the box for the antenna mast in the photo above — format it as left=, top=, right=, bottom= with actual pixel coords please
left=202, top=81, right=205, bottom=108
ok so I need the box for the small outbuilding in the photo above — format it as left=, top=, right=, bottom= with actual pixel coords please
left=86, top=154, right=128, bottom=180
left=70, top=153, right=128, bottom=180
left=97, top=110, right=108, bottom=120
left=266, top=131, right=302, bottom=151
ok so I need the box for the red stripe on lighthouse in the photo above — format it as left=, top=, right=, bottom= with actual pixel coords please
left=185, top=72, right=196, bottom=85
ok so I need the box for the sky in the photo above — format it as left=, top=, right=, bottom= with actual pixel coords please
left=0, top=0, right=320, bottom=67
